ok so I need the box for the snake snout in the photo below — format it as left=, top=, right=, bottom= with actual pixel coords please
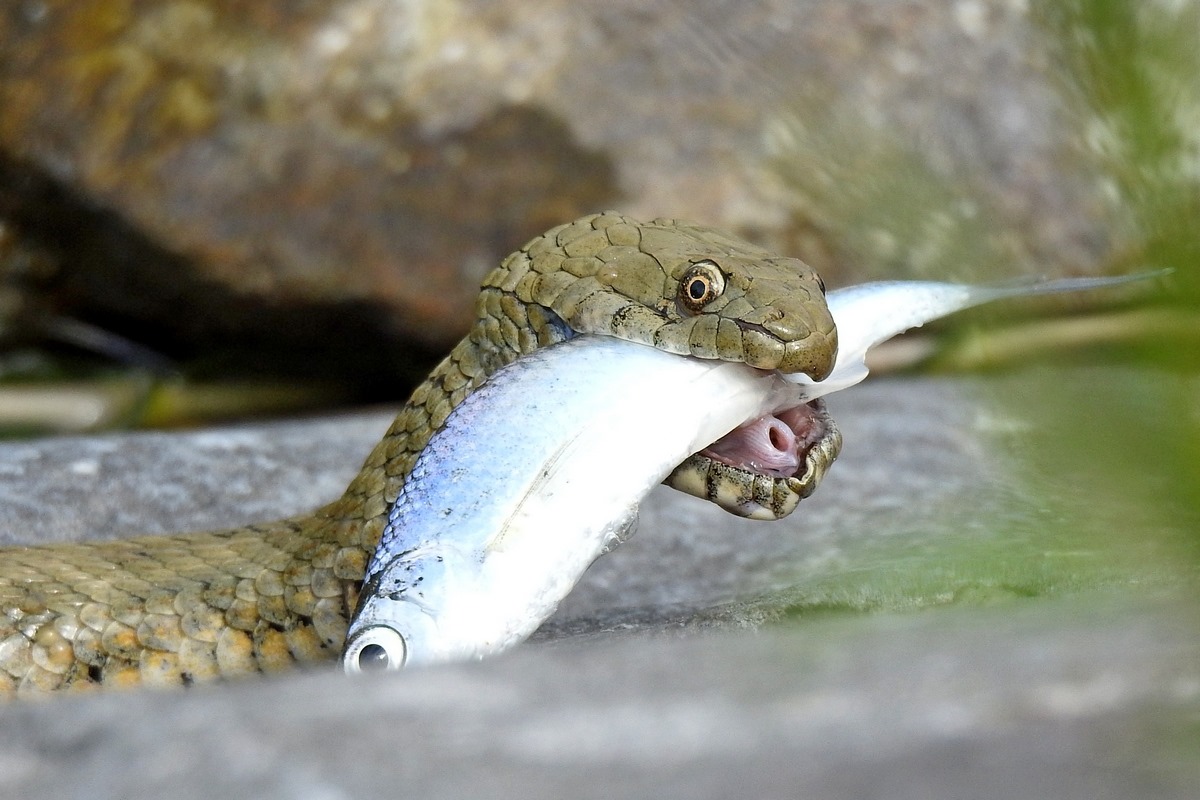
left=734, top=324, right=837, bottom=380
left=739, top=283, right=838, bottom=380
left=778, top=329, right=838, bottom=380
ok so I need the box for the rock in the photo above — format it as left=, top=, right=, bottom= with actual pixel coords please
left=0, top=374, right=1194, bottom=798
left=0, top=1, right=1117, bottom=373
left=0, top=411, right=390, bottom=546
left=0, top=594, right=1194, bottom=800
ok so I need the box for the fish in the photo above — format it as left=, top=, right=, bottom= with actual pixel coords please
left=343, top=272, right=1163, bottom=673
left=341, top=335, right=804, bottom=671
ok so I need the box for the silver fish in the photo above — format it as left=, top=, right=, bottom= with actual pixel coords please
left=343, top=273, right=1159, bottom=673
left=342, top=335, right=803, bottom=671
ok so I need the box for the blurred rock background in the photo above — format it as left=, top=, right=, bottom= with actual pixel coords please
left=3, top=0, right=1186, bottom=400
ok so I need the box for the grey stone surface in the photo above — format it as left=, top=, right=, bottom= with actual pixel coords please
left=0, top=376, right=1195, bottom=799
left=1, top=595, right=1196, bottom=800
left=0, top=411, right=390, bottom=546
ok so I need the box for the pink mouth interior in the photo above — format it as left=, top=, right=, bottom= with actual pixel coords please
left=700, top=404, right=825, bottom=478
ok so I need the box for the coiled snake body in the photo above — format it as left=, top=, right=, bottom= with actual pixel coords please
left=0, top=212, right=837, bottom=694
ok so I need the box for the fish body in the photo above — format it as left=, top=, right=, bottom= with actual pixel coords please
left=344, top=336, right=803, bottom=670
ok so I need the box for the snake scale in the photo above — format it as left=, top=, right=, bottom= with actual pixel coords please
left=0, top=212, right=837, bottom=694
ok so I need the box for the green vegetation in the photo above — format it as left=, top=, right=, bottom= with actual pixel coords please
left=768, top=0, right=1199, bottom=619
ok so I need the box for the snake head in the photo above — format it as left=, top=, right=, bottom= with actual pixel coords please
left=668, top=254, right=838, bottom=381
left=522, top=214, right=838, bottom=382
left=490, top=213, right=843, bottom=522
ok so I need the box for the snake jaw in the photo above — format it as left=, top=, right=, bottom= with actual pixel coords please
left=665, top=399, right=842, bottom=520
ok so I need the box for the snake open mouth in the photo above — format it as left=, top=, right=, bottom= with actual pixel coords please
left=666, top=399, right=842, bottom=520
left=701, top=401, right=832, bottom=479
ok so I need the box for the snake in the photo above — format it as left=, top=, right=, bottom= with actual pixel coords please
left=0, top=212, right=839, bottom=695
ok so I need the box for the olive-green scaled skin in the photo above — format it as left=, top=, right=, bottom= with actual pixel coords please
left=0, top=212, right=837, bottom=695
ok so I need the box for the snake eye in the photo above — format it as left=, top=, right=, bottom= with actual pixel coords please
left=816, top=274, right=827, bottom=295
left=678, top=260, right=726, bottom=313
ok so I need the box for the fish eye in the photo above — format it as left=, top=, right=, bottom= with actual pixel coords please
left=343, top=625, right=407, bottom=674
left=359, top=643, right=390, bottom=670
left=678, top=260, right=726, bottom=313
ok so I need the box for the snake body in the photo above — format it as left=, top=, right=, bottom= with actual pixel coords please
left=0, top=212, right=836, bottom=694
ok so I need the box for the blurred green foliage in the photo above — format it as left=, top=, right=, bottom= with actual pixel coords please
left=1029, top=0, right=1199, bottom=555
left=768, top=0, right=1199, bottom=616
left=1038, top=0, right=1200, bottom=299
